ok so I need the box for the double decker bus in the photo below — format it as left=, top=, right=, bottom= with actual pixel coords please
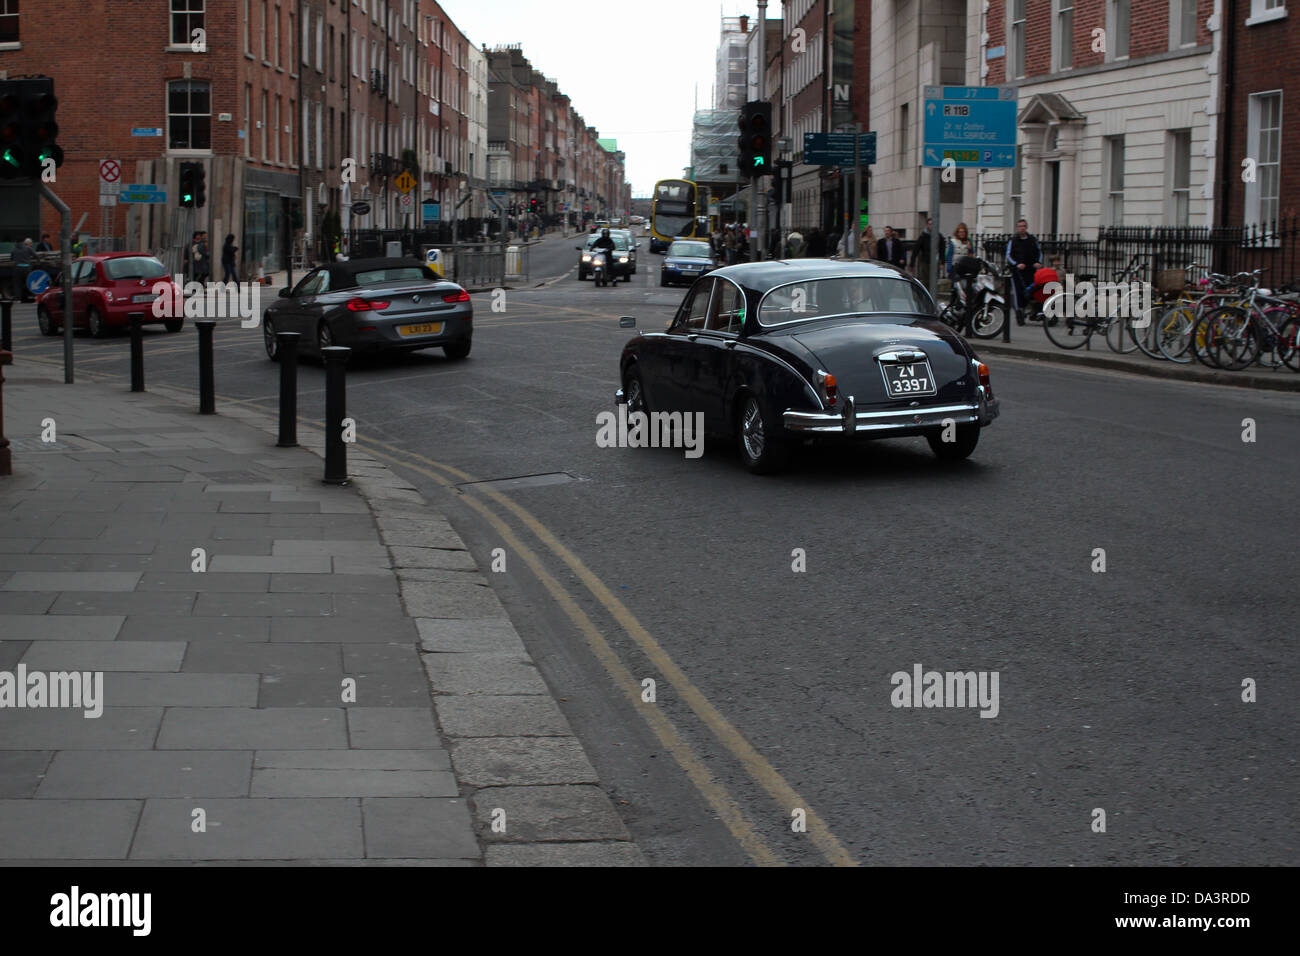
left=650, top=179, right=708, bottom=253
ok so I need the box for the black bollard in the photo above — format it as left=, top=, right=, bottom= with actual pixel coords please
left=129, top=315, right=145, bottom=392
left=1, top=300, right=11, bottom=353
left=276, top=331, right=301, bottom=447
left=321, top=345, right=350, bottom=484
left=196, top=319, right=216, bottom=414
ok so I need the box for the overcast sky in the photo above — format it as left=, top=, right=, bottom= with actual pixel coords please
left=441, top=0, right=762, bottom=196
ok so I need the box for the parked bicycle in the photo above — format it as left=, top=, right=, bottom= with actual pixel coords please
left=1041, top=253, right=1147, bottom=352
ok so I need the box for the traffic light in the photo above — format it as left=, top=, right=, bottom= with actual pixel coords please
left=737, top=101, right=772, bottom=178
left=0, top=77, right=63, bottom=179
left=179, top=161, right=205, bottom=208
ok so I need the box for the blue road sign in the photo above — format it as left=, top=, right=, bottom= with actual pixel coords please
left=422, top=202, right=440, bottom=224
left=26, top=269, right=51, bottom=295
left=131, top=127, right=163, bottom=137
left=803, top=132, right=876, bottom=167
left=119, top=185, right=167, bottom=204
left=922, top=85, right=1017, bottom=168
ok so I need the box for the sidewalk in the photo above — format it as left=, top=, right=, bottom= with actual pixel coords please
left=0, top=362, right=643, bottom=865
left=969, top=322, right=1300, bottom=392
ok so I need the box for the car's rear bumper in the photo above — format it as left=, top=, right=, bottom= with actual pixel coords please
left=783, top=390, right=999, bottom=435
left=344, top=312, right=471, bottom=352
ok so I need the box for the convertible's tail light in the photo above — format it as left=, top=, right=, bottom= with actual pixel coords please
left=347, top=297, right=389, bottom=311
left=355, top=325, right=377, bottom=331
left=442, top=289, right=471, bottom=303
left=815, top=370, right=838, bottom=407
left=976, top=362, right=992, bottom=397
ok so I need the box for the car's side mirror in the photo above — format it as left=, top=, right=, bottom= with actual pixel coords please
left=575, top=246, right=582, bottom=250
left=619, top=316, right=636, bottom=328
left=279, top=286, right=293, bottom=298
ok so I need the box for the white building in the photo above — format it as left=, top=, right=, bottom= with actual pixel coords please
left=467, top=42, right=489, bottom=221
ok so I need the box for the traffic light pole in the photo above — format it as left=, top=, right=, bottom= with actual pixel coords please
left=754, top=0, right=768, bottom=262
left=38, top=183, right=74, bottom=384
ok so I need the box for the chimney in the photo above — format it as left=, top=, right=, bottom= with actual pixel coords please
left=739, top=15, right=749, bottom=33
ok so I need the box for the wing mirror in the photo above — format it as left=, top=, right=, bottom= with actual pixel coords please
left=279, top=286, right=293, bottom=298
left=574, top=245, right=583, bottom=250
left=619, top=316, right=636, bottom=328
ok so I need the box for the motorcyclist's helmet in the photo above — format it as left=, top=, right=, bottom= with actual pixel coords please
left=601, top=229, right=610, bottom=237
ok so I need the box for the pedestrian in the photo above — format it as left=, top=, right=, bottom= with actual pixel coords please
left=859, top=225, right=876, bottom=260
left=945, top=222, right=973, bottom=279
left=724, top=227, right=738, bottom=265
left=221, top=234, right=239, bottom=283
left=1006, top=218, right=1043, bottom=325
left=910, top=217, right=940, bottom=287
left=9, top=237, right=36, bottom=301
left=1030, top=255, right=1063, bottom=323
left=184, top=231, right=195, bottom=282
left=876, top=226, right=906, bottom=267
left=35, top=233, right=53, bottom=252
left=807, top=228, right=826, bottom=258
left=197, top=231, right=211, bottom=282
left=786, top=229, right=805, bottom=257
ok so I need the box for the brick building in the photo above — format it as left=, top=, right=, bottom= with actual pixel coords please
left=1217, top=0, right=1295, bottom=230
left=972, top=0, right=1217, bottom=234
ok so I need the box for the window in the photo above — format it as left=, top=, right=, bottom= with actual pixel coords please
left=316, top=102, right=324, bottom=170
left=302, top=97, right=311, bottom=168
left=273, top=4, right=280, bottom=65
left=328, top=106, right=335, bottom=168
left=899, top=103, right=910, bottom=168
left=301, top=7, right=309, bottom=66
left=261, top=91, right=268, bottom=160
left=287, top=98, right=294, bottom=165
left=1107, top=0, right=1130, bottom=59
left=1245, top=91, right=1281, bottom=227
left=678, top=279, right=713, bottom=329
left=758, top=277, right=932, bottom=326
left=1171, top=0, right=1199, bottom=46
left=243, top=0, right=250, bottom=53
left=274, top=96, right=281, bottom=163
left=1169, top=129, right=1191, bottom=225
left=315, top=13, right=323, bottom=71
left=170, top=0, right=204, bottom=47
left=1054, top=0, right=1073, bottom=70
left=1009, top=0, right=1026, bottom=79
left=1008, top=154, right=1024, bottom=225
left=167, top=80, right=211, bottom=150
left=1247, top=0, right=1287, bottom=25
left=260, top=0, right=267, bottom=59
left=1104, top=135, right=1125, bottom=225
left=244, top=85, right=252, bottom=158
left=708, top=279, right=745, bottom=334
left=351, top=30, right=357, bottom=75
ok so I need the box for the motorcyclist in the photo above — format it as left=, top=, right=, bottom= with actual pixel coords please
left=592, top=228, right=616, bottom=280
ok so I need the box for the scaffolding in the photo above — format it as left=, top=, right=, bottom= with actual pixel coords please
left=691, top=109, right=742, bottom=183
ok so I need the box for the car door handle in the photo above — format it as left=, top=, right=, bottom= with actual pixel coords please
left=724, top=340, right=737, bottom=349
left=687, top=334, right=699, bottom=341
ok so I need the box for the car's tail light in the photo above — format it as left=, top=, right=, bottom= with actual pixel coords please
left=355, top=326, right=377, bottom=331
left=442, top=289, right=470, bottom=303
left=346, top=297, right=389, bottom=311
left=976, top=362, right=992, bottom=397
left=815, top=370, right=838, bottom=407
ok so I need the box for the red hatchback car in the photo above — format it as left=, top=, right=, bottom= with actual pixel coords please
left=36, top=253, right=184, bottom=338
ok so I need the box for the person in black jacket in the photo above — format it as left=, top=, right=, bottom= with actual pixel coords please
left=1006, top=218, right=1043, bottom=325
left=876, top=226, right=906, bottom=267
left=221, top=234, right=239, bottom=283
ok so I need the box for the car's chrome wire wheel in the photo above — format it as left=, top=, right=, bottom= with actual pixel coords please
left=741, top=398, right=765, bottom=460
left=625, top=375, right=645, bottom=413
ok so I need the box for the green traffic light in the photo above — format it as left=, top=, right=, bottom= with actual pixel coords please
left=2, top=147, right=17, bottom=168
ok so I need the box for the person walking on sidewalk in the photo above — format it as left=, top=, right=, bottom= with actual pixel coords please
left=876, top=226, right=906, bottom=268
left=1006, top=218, right=1043, bottom=325
left=9, top=237, right=36, bottom=301
left=946, top=222, right=973, bottom=279
left=221, top=234, right=239, bottom=283
left=910, top=217, right=942, bottom=287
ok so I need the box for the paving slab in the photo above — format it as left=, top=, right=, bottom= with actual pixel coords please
left=130, top=798, right=363, bottom=860
left=422, top=653, right=550, bottom=696
left=0, top=707, right=163, bottom=750
left=450, top=737, right=600, bottom=787
left=347, top=707, right=440, bottom=749
left=120, top=616, right=270, bottom=643
left=472, top=785, right=632, bottom=843
left=0, top=614, right=124, bottom=641
left=362, top=798, right=479, bottom=859
left=157, top=708, right=348, bottom=749
left=0, top=799, right=142, bottom=859
left=484, top=843, right=647, bottom=867
left=254, top=749, right=450, bottom=771
left=103, top=672, right=260, bottom=707
left=21, top=640, right=186, bottom=672
left=434, top=695, right=574, bottom=739
left=400, top=581, right=509, bottom=620
left=252, top=768, right=458, bottom=798
left=0, top=751, right=54, bottom=797
left=37, top=750, right=253, bottom=798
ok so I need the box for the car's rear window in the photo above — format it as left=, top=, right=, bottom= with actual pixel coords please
left=758, top=276, right=933, bottom=327
left=103, top=257, right=168, bottom=280
left=352, top=266, right=433, bottom=285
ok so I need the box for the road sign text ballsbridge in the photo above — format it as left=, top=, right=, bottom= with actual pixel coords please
left=922, top=86, right=1016, bottom=169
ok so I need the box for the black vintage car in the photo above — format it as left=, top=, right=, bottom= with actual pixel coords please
left=615, top=259, right=1000, bottom=473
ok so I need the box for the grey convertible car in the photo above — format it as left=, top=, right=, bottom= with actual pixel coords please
left=262, top=257, right=472, bottom=360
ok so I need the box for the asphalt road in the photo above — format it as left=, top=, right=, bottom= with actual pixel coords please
left=8, top=234, right=1297, bottom=866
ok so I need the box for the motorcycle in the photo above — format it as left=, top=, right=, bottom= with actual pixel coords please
left=591, top=246, right=618, bottom=287
left=939, top=257, right=1007, bottom=339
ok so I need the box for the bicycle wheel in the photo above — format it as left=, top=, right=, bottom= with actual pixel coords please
left=1155, top=304, right=1197, bottom=363
left=1130, top=302, right=1167, bottom=359
left=1280, top=315, right=1300, bottom=371
left=1105, top=314, right=1141, bottom=354
left=1044, top=312, right=1091, bottom=350
left=1191, top=312, right=1221, bottom=368
left=1206, top=307, right=1257, bottom=370
left=1253, top=309, right=1290, bottom=369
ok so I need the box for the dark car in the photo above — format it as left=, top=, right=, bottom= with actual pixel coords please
left=615, top=259, right=1000, bottom=473
left=262, top=257, right=472, bottom=360
left=660, top=239, right=714, bottom=286
left=576, top=234, right=633, bottom=281
left=36, top=253, right=184, bottom=338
